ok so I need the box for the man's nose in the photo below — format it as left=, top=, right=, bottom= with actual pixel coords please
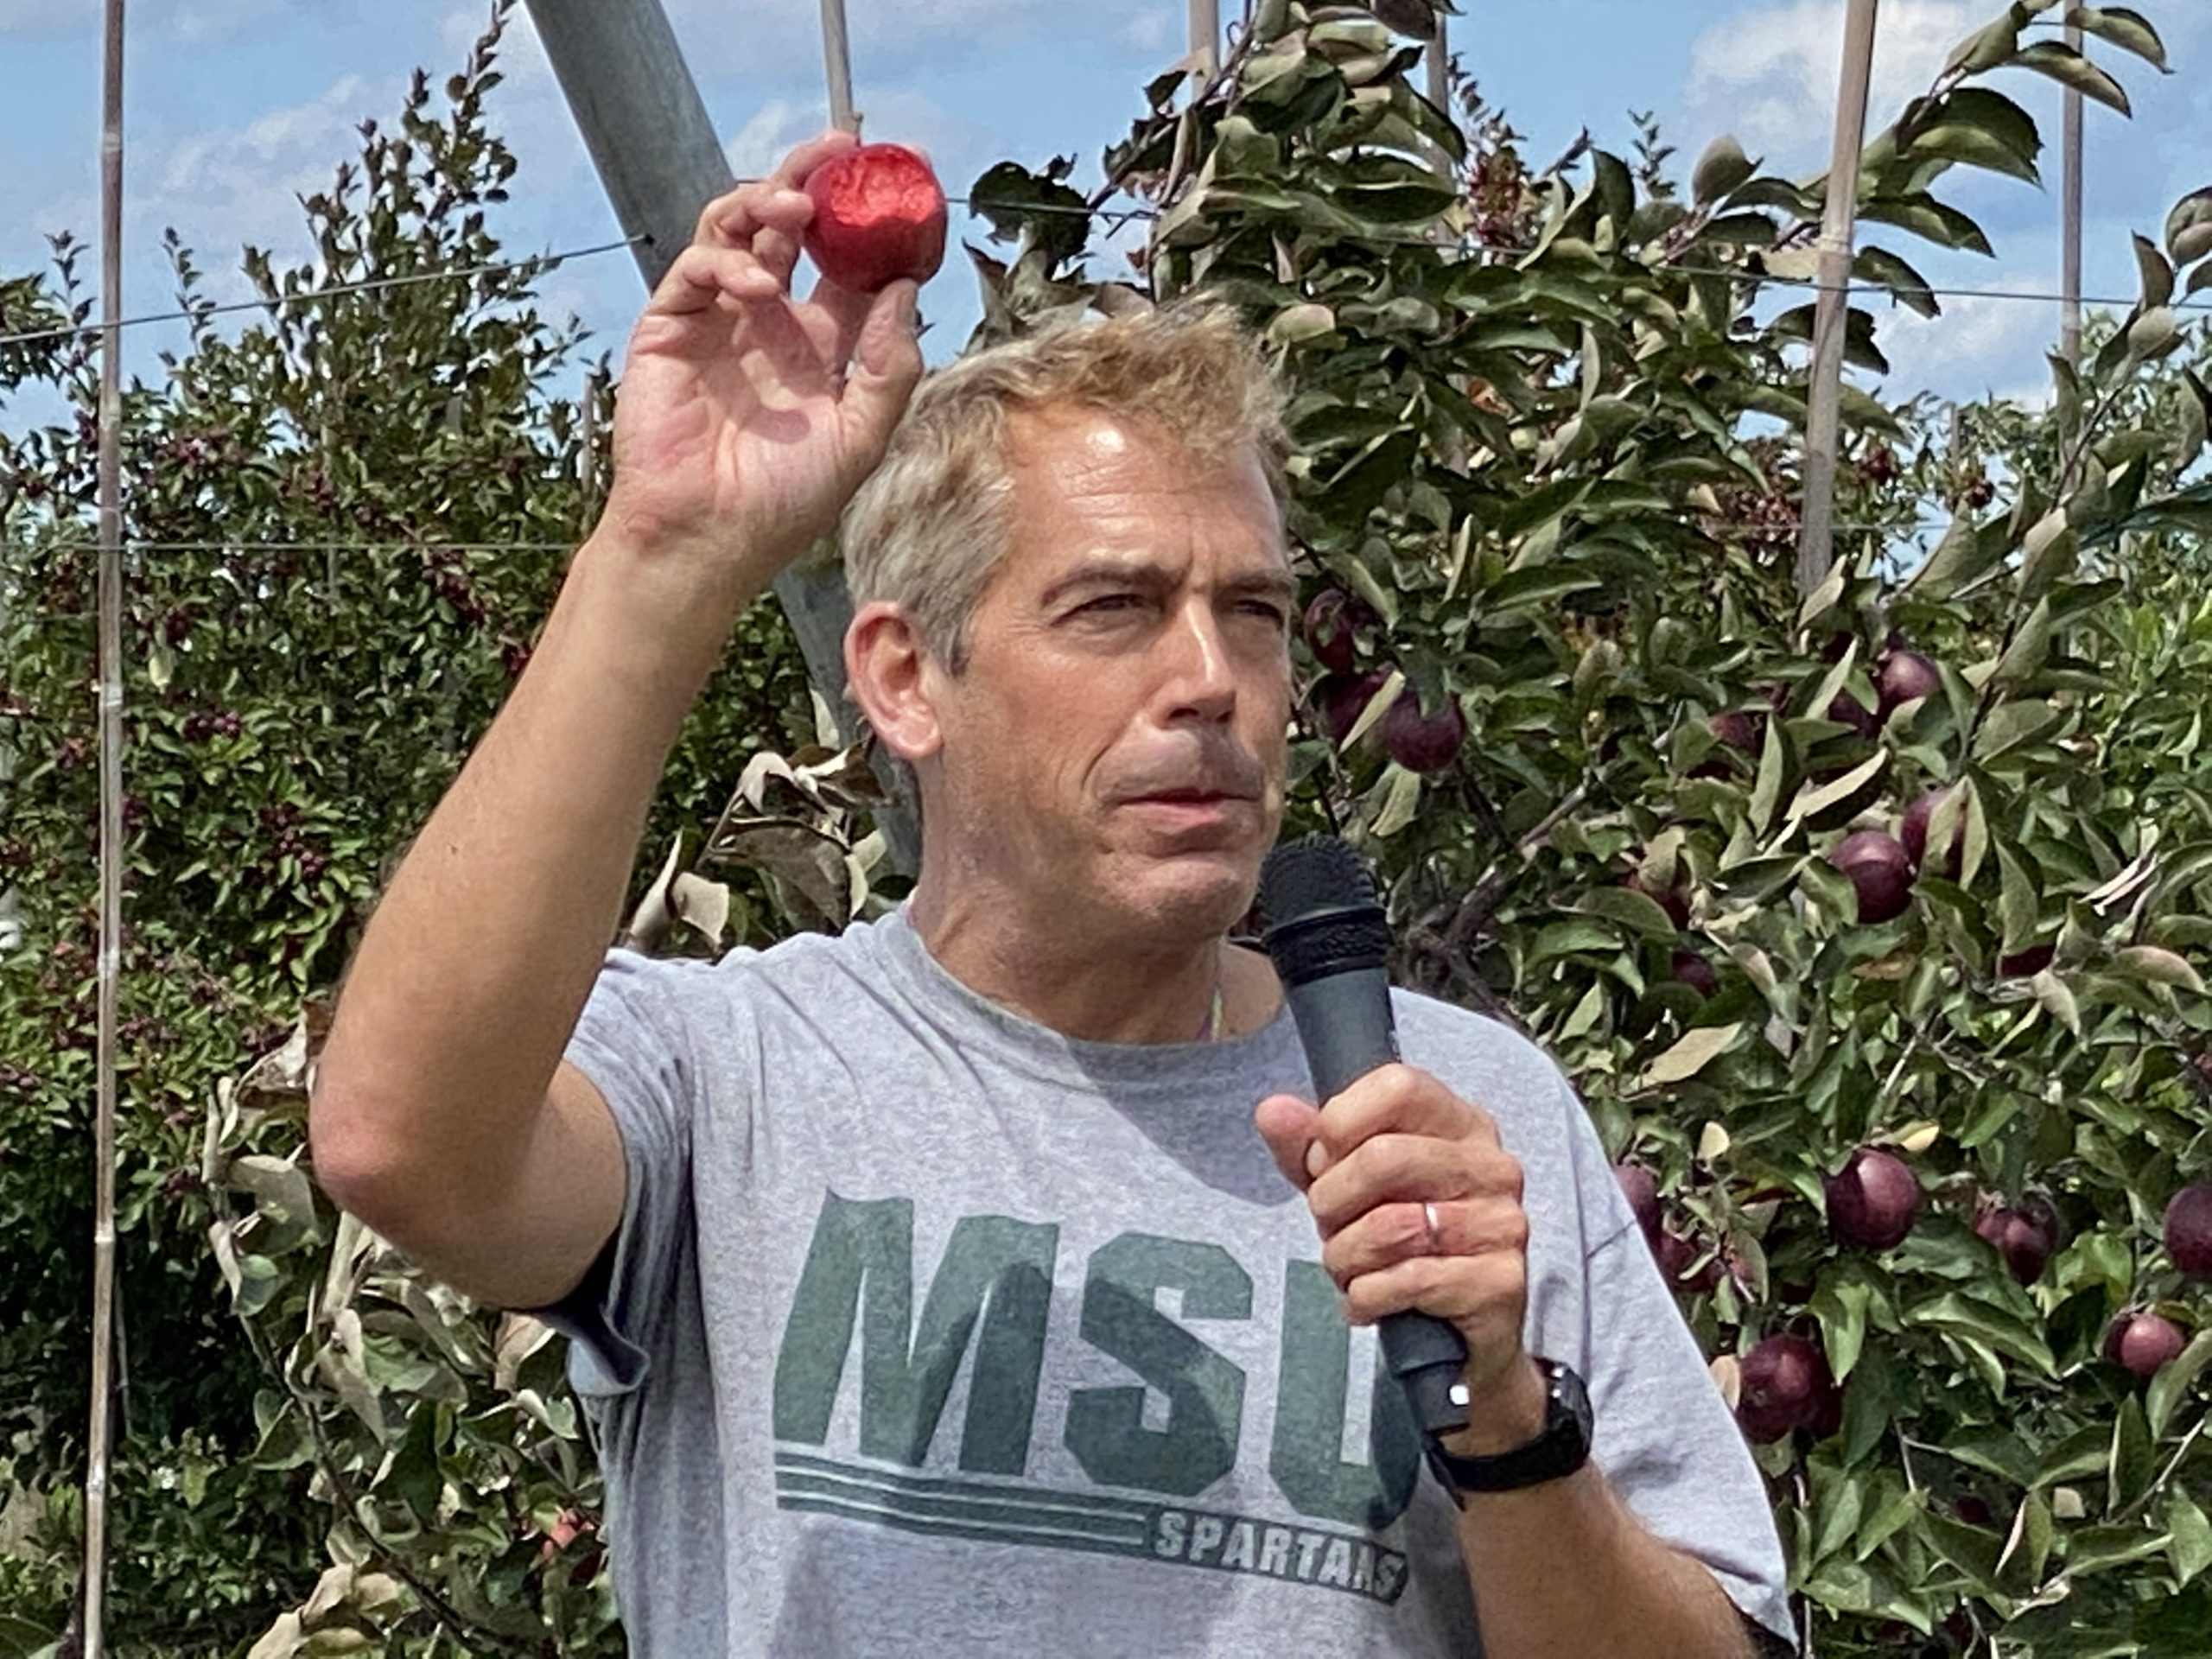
left=1160, top=599, right=1237, bottom=721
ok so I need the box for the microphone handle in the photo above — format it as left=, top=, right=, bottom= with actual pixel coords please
left=1281, top=972, right=1471, bottom=1440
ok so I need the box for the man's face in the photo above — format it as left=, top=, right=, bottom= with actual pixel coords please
left=920, top=408, right=1294, bottom=942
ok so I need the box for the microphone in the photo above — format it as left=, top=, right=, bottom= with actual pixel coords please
left=1256, top=834, right=1471, bottom=1440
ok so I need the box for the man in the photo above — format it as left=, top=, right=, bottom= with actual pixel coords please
left=310, top=131, right=1793, bottom=1656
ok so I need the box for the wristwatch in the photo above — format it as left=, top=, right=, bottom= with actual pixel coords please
left=1422, top=1358, right=1593, bottom=1503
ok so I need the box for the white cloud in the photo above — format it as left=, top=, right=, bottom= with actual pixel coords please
left=1872, top=270, right=2062, bottom=402
left=1685, top=0, right=1984, bottom=164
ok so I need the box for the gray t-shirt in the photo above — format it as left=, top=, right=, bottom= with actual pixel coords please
left=547, top=904, right=1790, bottom=1656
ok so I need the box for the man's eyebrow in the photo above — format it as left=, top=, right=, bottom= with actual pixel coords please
left=1037, top=557, right=1161, bottom=607
left=1038, top=560, right=1300, bottom=609
left=1221, top=569, right=1300, bottom=603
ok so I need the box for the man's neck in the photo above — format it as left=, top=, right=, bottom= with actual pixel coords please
left=906, top=880, right=1273, bottom=1046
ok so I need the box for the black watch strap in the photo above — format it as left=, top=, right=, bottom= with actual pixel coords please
left=1422, top=1359, right=1593, bottom=1502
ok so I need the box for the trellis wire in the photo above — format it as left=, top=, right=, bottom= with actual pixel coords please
left=5, top=199, right=2207, bottom=363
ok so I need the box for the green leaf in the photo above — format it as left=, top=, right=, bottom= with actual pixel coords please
left=2014, top=40, right=2133, bottom=115
left=2033, top=967, right=2082, bottom=1036
left=2110, top=1393, right=2158, bottom=1512
left=2113, top=945, right=2205, bottom=996
left=2146, top=1330, right=2212, bottom=1440
left=1908, top=1290, right=2057, bottom=1377
left=1785, top=750, right=1889, bottom=831
left=1993, top=598, right=2054, bottom=689
left=1814, top=1274, right=1874, bottom=1381
left=1576, top=885, right=1681, bottom=938
left=1945, top=12, right=2025, bottom=76
left=1905, top=120, right=2040, bottom=186
left=1853, top=245, right=1940, bottom=318
left=2129, top=305, right=2182, bottom=361
left=1750, top=715, right=1786, bottom=837
left=1693, top=135, right=1757, bottom=206
left=1909, top=513, right=2008, bottom=597
left=2065, top=7, right=2169, bottom=70
left=1637, top=1021, right=1745, bottom=1090
left=2133, top=232, right=2176, bottom=309
left=2168, top=1490, right=2212, bottom=1586
left=383, top=1401, right=445, bottom=1521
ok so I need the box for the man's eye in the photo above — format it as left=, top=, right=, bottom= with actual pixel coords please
left=1239, top=601, right=1290, bottom=626
left=1077, top=594, right=1145, bottom=614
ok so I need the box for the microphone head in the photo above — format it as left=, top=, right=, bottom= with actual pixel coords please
left=1256, top=835, right=1393, bottom=987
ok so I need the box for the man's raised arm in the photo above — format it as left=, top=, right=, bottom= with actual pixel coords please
left=308, top=134, right=924, bottom=1309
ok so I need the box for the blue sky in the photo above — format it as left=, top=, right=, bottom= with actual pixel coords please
left=3, top=0, right=2209, bottom=427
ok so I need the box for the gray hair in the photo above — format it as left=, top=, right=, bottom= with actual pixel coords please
left=841, top=297, right=1291, bottom=675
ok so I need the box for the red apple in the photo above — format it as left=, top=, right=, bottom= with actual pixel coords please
left=1998, top=943, right=2056, bottom=977
left=804, top=143, right=948, bottom=292
left=1824, top=1147, right=1922, bottom=1249
left=1878, top=648, right=1942, bottom=717
left=1950, top=1493, right=1994, bottom=1527
left=1710, top=710, right=1764, bottom=755
left=1381, top=693, right=1466, bottom=773
left=1825, top=689, right=1880, bottom=740
left=1315, top=668, right=1392, bottom=746
left=1737, top=1333, right=1832, bottom=1444
left=1615, top=1162, right=1662, bottom=1246
left=1828, top=830, right=1916, bottom=925
left=1974, top=1198, right=2058, bottom=1286
left=1300, top=590, right=1367, bottom=673
left=1672, top=949, right=1719, bottom=999
left=1900, top=787, right=1964, bottom=879
left=2165, top=1183, right=2212, bottom=1280
left=1627, top=870, right=1691, bottom=930
left=2105, top=1311, right=2187, bottom=1378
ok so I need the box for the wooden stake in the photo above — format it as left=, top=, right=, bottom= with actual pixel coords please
left=86, top=2, right=127, bottom=1654
left=1427, top=8, right=1453, bottom=181
left=1796, top=0, right=1880, bottom=599
left=818, top=0, right=858, bottom=135
left=2061, top=20, right=2084, bottom=374
left=1190, top=0, right=1220, bottom=77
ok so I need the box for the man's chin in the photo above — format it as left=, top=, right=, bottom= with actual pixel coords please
left=1103, top=849, right=1262, bottom=935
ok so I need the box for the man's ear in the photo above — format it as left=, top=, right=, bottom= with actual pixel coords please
left=845, top=601, right=944, bottom=766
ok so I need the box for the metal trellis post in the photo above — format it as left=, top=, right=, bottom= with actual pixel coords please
left=522, top=0, right=917, bottom=873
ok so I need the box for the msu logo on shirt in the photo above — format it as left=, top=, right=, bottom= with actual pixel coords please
left=770, top=1191, right=1424, bottom=1605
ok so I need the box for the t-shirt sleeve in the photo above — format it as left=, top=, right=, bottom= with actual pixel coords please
left=533, top=945, right=721, bottom=1399
left=1557, top=1078, right=1795, bottom=1644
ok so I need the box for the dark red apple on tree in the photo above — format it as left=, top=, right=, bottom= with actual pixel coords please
left=1824, top=1147, right=1922, bottom=1249
left=1709, top=710, right=1764, bottom=755
left=1381, top=692, right=1466, bottom=773
left=1827, top=830, right=1916, bottom=925
left=1825, top=688, right=1880, bottom=740
left=1998, top=943, right=2056, bottom=977
left=1900, top=787, right=1964, bottom=879
left=1656, top=1227, right=1724, bottom=1292
left=1315, top=667, right=1392, bottom=746
left=1615, top=1161, right=1662, bottom=1247
left=2105, top=1311, right=2188, bottom=1378
left=804, top=143, right=949, bottom=292
left=1736, top=1333, right=1833, bottom=1444
left=1877, top=649, right=1942, bottom=718
left=1300, top=590, right=1367, bottom=673
left=1671, top=949, right=1719, bottom=999
left=2165, top=1183, right=2212, bottom=1280
left=1974, top=1196, right=2059, bottom=1285
left=1627, top=870, right=1691, bottom=930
